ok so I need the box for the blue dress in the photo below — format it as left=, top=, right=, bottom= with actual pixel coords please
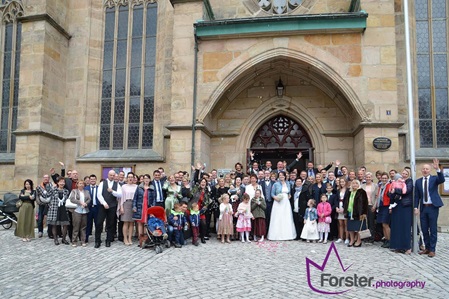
left=389, top=178, right=413, bottom=250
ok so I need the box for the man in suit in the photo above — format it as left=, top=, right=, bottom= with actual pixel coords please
left=151, top=169, right=166, bottom=207
left=96, top=170, right=122, bottom=248
left=290, top=178, right=309, bottom=240
left=85, top=174, right=99, bottom=244
left=261, top=170, right=274, bottom=234
left=414, top=159, right=445, bottom=257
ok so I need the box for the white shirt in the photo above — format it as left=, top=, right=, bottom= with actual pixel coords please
left=422, top=175, right=432, bottom=204
left=97, top=180, right=123, bottom=205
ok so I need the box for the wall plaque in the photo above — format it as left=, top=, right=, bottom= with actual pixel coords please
left=373, top=137, right=392, bottom=151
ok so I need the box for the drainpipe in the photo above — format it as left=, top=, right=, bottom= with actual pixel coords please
left=191, top=32, right=199, bottom=169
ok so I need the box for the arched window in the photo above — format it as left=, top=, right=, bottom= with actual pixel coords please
left=415, top=0, right=449, bottom=148
left=251, top=115, right=312, bottom=149
left=0, top=0, right=23, bottom=153
left=100, top=0, right=157, bottom=150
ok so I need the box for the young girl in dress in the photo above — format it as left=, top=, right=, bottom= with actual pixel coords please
left=235, top=193, right=254, bottom=243
left=251, top=189, right=266, bottom=242
left=300, top=199, right=319, bottom=242
left=218, top=194, right=234, bottom=243
left=317, top=194, right=332, bottom=244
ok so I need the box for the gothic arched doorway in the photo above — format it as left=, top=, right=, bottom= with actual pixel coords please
left=249, top=115, right=313, bottom=172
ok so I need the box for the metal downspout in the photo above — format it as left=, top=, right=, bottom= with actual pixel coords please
left=191, top=33, right=199, bottom=168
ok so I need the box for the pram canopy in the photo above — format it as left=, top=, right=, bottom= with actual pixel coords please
left=146, top=206, right=166, bottom=222
left=0, top=192, right=20, bottom=213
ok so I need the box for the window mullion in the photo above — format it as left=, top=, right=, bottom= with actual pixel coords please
left=428, top=0, right=437, bottom=148
left=7, top=21, right=17, bottom=153
left=139, top=4, right=147, bottom=149
left=123, top=4, right=133, bottom=150
left=110, top=7, right=119, bottom=150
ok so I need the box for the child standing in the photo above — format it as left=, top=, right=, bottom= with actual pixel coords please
left=250, top=189, right=266, bottom=242
left=218, top=194, right=233, bottom=243
left=317, top=194, right=332, bottom=244
left=235, top=193, right=254, bottom=243
left=189, top=203, right=201, bottom=246
left=300, top=199, right=319, bottom=242
left=168, top=203, right=186, bottom=248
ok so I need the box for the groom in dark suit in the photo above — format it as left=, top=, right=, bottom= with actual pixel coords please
left=414, top=158, right=446, bottom=257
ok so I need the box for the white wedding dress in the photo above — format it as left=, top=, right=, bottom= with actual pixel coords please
left=267, top=183, right=297, bottom=241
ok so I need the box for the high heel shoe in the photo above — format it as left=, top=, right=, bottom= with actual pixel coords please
left=54, top=239, right=60, bottom=246
left=347, top=243, right=354, bottom=247
left=353, top=242, right=362, bottom=247
left=61, top=239, right=69, bottom=245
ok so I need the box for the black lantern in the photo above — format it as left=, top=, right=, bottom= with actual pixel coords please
left=276, top=78, right=284, bottom=98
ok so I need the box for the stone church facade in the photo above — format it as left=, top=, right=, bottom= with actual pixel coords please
left=0, top=0, right=448, bottom=224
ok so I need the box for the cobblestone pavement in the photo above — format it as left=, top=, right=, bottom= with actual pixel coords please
left=1, top=227, right=448, bottom=299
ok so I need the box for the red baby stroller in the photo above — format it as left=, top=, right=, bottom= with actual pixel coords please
left=143, top=206, right=168, bottom=254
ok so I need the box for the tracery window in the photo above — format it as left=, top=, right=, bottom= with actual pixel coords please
left=100, top=0, right=157, bottom=150
left=251, top=116, right=312, bottom=149
left=0, top=0, right=23, bottom=153
left=256, top=0, right=303, bottom=15
left=415, top=0, right=449, bottom=148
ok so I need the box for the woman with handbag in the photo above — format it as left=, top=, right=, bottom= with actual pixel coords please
left=343, top=179, right=368, bottom=247
left=389, top=168, right=413, bottom=254
left=47, top=177, right=71, bottom=245
left=15, top=179, right=37, bottom=242
left=69, top=180, right=92, bottom=247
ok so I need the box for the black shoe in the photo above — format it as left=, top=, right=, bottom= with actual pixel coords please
left=106, top=241, right=111, bottom=247
left=353, top=242, right=362, bottom=247
left=381, top=241, right=390, bottom=248
left=61, top=239, right=69, bottom=245
left=201, top=238, right=206, bottom=244
left=54, top=239, right=59, bottom=246
left=204, top=236, right=209, bottom=240
left=94, top=243, right=101, bottom=248
left=48, top=235, right=54, bottom=239
left=174, top=243, right=182, bottom=248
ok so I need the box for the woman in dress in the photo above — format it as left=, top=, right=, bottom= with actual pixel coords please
left=210, top=178, right=229, bottom=237
left=132, top=174, right=152, bottom=247
left=15, top=179, right=36, bottom=242
left=120, top=172, right=137, bottom=245
left=190, top=178, right=211, bottom=243
left=163, top=175, right=182, bottom=219
left=390, top=168, right=413, bottom=254
left=343, top=180, right=368, bottom=247
left=69, top=180, right=91, bottom=247
left=335, top=177, right=348, bottom=244
left=267, top=171, right=297, bottom=240
left=47, top=177, right=71, bottom=245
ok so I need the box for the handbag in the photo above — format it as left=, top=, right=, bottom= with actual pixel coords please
left=16, top=200, right=23, bottom=208
left=358, top=218, right=371, bottom=239
left=325, top=216, right=332, bottom=224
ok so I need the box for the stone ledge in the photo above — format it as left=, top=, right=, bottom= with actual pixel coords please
left=18, top=13, right=72, bottom=40
left=13, top=130, right=76, bottom=142
left=77, top=150, right=164, bottom=163
left=0, top=153, right=15, bottom=164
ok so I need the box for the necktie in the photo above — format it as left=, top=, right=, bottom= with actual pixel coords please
left=157, top=181, right=163, bottom=202
left=309, top=170, right=313, bottom=177
left=424, top=177, right=428, bottom=203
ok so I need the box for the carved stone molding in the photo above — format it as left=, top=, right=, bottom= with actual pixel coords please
left=1, top=0, right=24, bottom=23
left=256, top=0, right=302, bottom=15
left=104, top=0, right=157, bottom=8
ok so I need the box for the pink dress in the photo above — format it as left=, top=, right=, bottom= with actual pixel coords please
left=317, top=202, right=332, bottom=233
left=235, top=202, right=253, bottom=232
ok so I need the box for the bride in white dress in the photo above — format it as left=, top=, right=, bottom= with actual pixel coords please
left=267, top=171, right=297, bottom=240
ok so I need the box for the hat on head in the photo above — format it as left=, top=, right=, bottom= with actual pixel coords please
left=394, top=173, right=402, bottom=181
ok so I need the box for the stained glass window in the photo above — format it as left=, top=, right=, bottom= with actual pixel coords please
left=0, top=1, right=22, bottom=153
left=415, top=0, right=449, bottom=148
left=100, top=0, right=156, bottom=150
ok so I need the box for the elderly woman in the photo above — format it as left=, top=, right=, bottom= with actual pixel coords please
left=343, top=179, right=368, bottom=247
left=69, top=180, right=91, bottom=247
left=15, top=179, right=36, bottom=242
left=390, top=168, right=413, bottom=254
